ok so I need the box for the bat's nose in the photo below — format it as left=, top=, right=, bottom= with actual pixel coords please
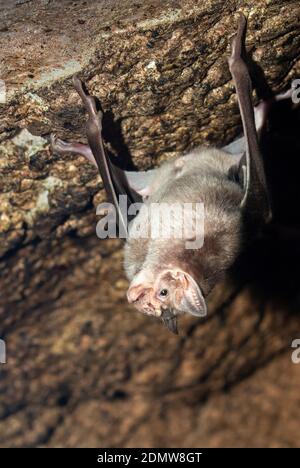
left=127, top=285, right=146, bottom=303
left=127, top=286, right=162, bottom=317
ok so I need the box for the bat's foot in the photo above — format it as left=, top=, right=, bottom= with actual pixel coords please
left=50, top=133, right=97, bottom=167
left=51, top=75, right=106, bottom=169
left=228, top=12, right=246, bottom=67
left=73, top=75, right=103, bottom=125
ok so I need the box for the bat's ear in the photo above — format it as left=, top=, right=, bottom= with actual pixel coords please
left=175, top=271, right=207, bottom=317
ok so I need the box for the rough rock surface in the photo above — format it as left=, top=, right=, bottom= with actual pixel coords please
left=0, top=0, right=300, bottom=448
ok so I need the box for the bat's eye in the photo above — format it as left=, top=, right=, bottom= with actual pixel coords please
left=159, top=289, right=168, bottom=297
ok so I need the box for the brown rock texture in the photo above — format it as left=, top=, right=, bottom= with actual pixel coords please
left=0, top=0, right=300, bottom=448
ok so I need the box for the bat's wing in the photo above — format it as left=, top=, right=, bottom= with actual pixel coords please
left=228, top=13, right=272, bottom=224
left=72, top=76, right=145, bottom=236
left=222, top=135, right=245, bottom=160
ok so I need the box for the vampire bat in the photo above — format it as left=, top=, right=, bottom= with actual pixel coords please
left=51, top=13, right=293, bottom=334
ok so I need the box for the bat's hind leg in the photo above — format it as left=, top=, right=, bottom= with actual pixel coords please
left=50, top=134, right=97, bottom=167
left=228, top=13, right=272, bottom=222
left=51, top=74, right=105, bottom=168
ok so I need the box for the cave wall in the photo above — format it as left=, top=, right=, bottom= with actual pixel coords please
left=0, top=0, right=300, bottom=447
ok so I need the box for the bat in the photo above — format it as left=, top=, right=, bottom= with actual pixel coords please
left=51, top=14, right=292, bottom=334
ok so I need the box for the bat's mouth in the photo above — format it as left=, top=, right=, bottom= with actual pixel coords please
left=161, top=308, right=178, bottom=335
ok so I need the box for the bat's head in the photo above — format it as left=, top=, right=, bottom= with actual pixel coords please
left=127, top=267, right=207, bottom=334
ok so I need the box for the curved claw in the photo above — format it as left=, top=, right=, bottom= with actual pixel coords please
left=50, top=133, right=70, bottom=154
